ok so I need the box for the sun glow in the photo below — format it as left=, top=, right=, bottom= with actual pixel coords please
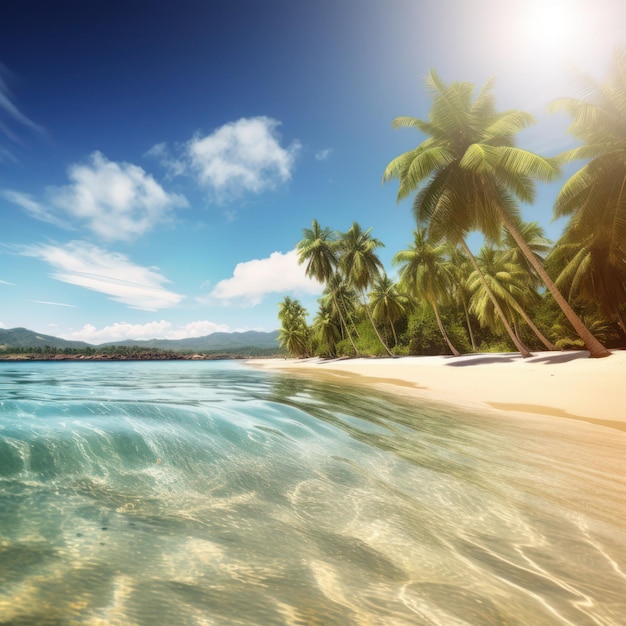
left=519, top=0, right=586, bottom=59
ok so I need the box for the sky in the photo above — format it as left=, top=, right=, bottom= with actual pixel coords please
left=1, top=0, right=624, bottom=344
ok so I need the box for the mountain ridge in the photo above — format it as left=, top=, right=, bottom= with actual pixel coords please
left=0, top=327, right=281, bottom=353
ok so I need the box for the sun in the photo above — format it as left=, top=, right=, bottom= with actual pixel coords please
left=519, top=0, right=586, bottom=59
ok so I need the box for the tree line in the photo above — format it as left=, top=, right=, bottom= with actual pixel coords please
left=278, top=52, right=626, bottom=359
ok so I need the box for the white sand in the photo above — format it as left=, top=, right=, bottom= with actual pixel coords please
left=248, top=350, right=626, bottom=429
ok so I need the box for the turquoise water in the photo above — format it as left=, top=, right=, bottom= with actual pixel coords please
left=0, top=361, right=624, bottom=625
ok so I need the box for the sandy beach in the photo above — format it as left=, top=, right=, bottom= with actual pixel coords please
left=249, top=350, right=626, bottom=430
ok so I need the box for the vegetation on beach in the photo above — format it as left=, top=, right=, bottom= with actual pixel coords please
left=0, top=344, right=280, bottom=361
left=279, top=52, right=626, bottom=359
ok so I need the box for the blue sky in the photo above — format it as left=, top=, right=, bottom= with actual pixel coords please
left=1, top=0, right=624, bottom=343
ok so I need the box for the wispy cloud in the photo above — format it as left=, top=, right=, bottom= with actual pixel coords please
left=29, top=300, right=77, bottom=308
left=1, top=190, right=73, bottom=229
left=149, top=116, right=300, bottom=201
left=315, top=147, right=333, bottom=161
left=64, top=319, right=230, bottom=343
left=0, top=279, right=15, bottom=286
left=144, top=142, right=186, bottom=178
left=0, top=64, right=44, bottom=162
left=20, top=240, right=184, bottom=311
left=209, top=249, right=322, bottom=306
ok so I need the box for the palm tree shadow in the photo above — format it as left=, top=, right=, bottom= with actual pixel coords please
left=527, top=351, right=591, bottom=364
left=444, top=354, right=518, bottom=367
left=443, top=351, right=592, bottom=367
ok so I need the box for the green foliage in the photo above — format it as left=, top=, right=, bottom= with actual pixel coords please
left=403, top=305, right=471, bottom=356
left=354, top=321, right=389, bottom=357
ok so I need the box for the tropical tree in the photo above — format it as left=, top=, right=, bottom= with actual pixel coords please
left=338, top=222, right=394, bottom=356
left=322, top=272, right=361, bottom=341
left=550, top=48, right=626, bottom=335
left=444, top=243, right=477, bottom=351
left=313, top=301, right=342, bottom=357
left=277, top=297, right=311, bottom=358
left=296, top=219, right=359, bottom=354
left=501, top=221, right=553, bottom=281
left=383, top=70, right=610, bottom=357
left=468, top=246, right=556, bottom=351
left=548, top=231, right=626, bottom=333
left=369, top=274, right=406, bottom=347
left=393, top=229, right=461, bottom=356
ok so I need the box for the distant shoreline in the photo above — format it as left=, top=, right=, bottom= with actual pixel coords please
left=0, top=353, right=272, bottom=362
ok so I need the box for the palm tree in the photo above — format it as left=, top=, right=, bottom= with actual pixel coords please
left=322, top=272, right=362, bottom=341
left=500, top=221, right=558, bottom=349
left=468, top=246, right=556, bottom=351
left=548, top=230, right=626, bottom=333
left=313, top=301, right=342, bottom=357
left=296, top=219, right=337, bottom=283
left=549, top=48, right=626, bottom=335
left=444, top=243, right=477, bottom=351
left=296, top=219, right=359, bottom=354
left=338, top=222, right=394, bottom=356
left=501, top=221, right=553, bottom=281
left=393, top=229, right=461, bottom=356
left=383, top=70, right=610, bottom=357
left=277, top=297, right=310, bottom=358
left=369, top=274, right=406, bottom=347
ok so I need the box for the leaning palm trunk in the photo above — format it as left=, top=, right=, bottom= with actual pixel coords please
left=390, top=320, right=398, bottom=347
left=332, top=293, right=359, bottom=355
left=361, top=289, right=394, bottom=357
left=617, top=308, right=626, bottom=336
left=498, top=210, right=610, bottom=358
left=430, top=300, right=461, bottom=356
left=459, top=296, right=477, bottom=351
left=460, top=240, right=533, bottom=358
left=516, top=307, right=558, bottom=351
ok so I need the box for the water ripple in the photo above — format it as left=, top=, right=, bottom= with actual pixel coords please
left=0, top=360, right=624, bottom=625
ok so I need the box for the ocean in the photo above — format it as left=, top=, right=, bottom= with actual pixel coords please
left=0, top=360, right=624, bottom=625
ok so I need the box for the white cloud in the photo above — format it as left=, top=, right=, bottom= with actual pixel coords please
left=0, top=279, right=15, bottom=286
left=186, top=116, right=300, bottom=198
left=315, top=148, right=333, bottom=161
left=210, top=249, right=322, bottom=305
left=47, top=152, right=188, bottom=241
left=64, top=319, right=230, bottom=344
left=20, top=241, right=184, bottom=311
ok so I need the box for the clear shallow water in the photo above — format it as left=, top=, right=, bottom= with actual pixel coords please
left=0, top=361, right=624, bottom=626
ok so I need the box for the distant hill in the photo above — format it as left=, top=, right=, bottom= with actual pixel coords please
left=0, top=327, right=91, bottom=350
left=101, top=330, right=281, bottom=353
left=0, top=327, right=281, bottom=355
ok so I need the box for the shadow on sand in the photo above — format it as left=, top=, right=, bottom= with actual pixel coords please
left=443, top=351, right=591, bottom=367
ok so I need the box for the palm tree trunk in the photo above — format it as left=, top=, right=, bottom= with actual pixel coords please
left=615, top=307, right=626, bottom=336
left=460, top=240, right=533, bottom=358
left=390, top=320, right=398, bottom=347
left=337, top=291, right=360, bottom=338
left=431, top=300, right=460, bottom=356
left=332, top=293, right=359, bottom=355
left=460, top=296, right=477, bottom=351
left=516, top=307, right=558, bottom=351
left=498, top=210, right=610, bottom=358
left=361, top=289, right=394, bottom=357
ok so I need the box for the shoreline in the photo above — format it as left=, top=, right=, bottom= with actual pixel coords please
left=247, top=350, right=626, bottom=431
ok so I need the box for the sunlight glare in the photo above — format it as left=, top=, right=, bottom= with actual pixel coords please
left=520, top=0, right=585, bottom=59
